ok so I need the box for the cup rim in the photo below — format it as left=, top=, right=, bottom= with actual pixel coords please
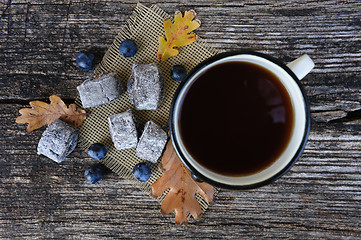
left=169, top=50, right=311, bottom=190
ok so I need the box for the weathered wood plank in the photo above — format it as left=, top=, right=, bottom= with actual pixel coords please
left=1, top=104, right=360, bottom=239
left=1, top=1, right=360, bottom=110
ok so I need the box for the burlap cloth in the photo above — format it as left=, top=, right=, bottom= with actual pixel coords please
left=75, top=3, right=218, bottom=220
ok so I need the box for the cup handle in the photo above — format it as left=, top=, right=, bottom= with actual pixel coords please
left=286, top=54, right=315, bottom=80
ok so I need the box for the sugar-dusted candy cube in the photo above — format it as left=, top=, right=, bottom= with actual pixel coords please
left=37, top=119, right=78, bottom=163
left=127, top=63, right=164, bottom=110
left=136, top=121, right=167, bottom=163
left=108, top=110, right=138, bottom=150
left=77, top=72, right=125, bottom=108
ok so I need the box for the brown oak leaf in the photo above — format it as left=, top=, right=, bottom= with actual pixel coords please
left=157, top=10, right=201, bottom=61
left=151, top=140, right=216, bottom=224
left=16, top=95, right=86, bottom=132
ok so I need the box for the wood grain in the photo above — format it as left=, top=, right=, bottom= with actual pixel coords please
left=0, top=0, right=360, bottom=239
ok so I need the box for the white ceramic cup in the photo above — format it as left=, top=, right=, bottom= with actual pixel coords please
left=170, top=51, right=314, bottom=189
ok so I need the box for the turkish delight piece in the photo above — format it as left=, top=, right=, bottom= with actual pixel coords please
left=108, top=110, right=138, bottom=150
left=136, top=121, right=167, bottom=163
left=128, top=63, right=164, bottom=110
left=37, top=119, right=78, bottom=163
left=77, top=72, right=125, bottom=108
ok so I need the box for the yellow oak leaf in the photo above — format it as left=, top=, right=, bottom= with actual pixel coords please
left=151, top=140, right=216, bottom=224
left=16, top=95, right=86, bottom=132
left=157, top=10, right=201, bottom=61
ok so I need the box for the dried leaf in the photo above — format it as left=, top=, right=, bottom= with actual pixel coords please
left=16, top=95, right=86, bottom=132
left=157, top=10, right=201, bottom=61
left=151, top=140, right=216, bottom=224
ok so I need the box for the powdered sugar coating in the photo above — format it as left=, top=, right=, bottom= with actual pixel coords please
left=37, top=119, right=78, bottom=163
left=136, top=121, right=167, bottom=163
left=108, top=110, right=138, bottom=150
left=127, top=63, right=164, bottom=110
left=77, top=72, right=125, bottom=108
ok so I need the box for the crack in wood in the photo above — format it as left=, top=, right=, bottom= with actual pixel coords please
left=0, top=0, right=11, bottom=20
left=329, top=108, right=361, bottom=123
left=0, top=98, right=76, bottom=105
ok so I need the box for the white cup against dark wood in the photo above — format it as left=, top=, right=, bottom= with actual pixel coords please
left=170, top=51, right=314, bottom=189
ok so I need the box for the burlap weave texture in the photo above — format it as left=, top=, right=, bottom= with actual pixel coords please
left=76, top=3, right=218, bottom=218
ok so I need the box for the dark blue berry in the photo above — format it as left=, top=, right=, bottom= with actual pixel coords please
left=191, top=172, right=203, bottom=182
left=88, top=143, right=107, bottom=161
left=119, top=39, right=138, bottom=57
left=132, top=162, right=151, bottom=182
left=171, top=65, right=187, bottom=82
left=76, top=52, right=95, bottom=71
left=84, top=166, right=103, bottom=184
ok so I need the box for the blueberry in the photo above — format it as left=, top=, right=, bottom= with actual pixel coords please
left=171, top=65, right=187, bottom=82
left=132, top=162, right=151, bottom=182
left=119, top=39, right=138, bottom=57
left=84, top=166, right=103, bottom=184
left=76, top=52, right=95, bottom=71
left=88, top=143, right=107, bottom=161
left=191, top=172, right=203, bottom=182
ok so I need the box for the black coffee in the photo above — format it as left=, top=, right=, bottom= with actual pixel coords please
left=178, top=61, right=294, bottom=176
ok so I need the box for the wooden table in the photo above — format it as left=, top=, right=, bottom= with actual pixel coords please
left=1, top=0, right=360, bottom=239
